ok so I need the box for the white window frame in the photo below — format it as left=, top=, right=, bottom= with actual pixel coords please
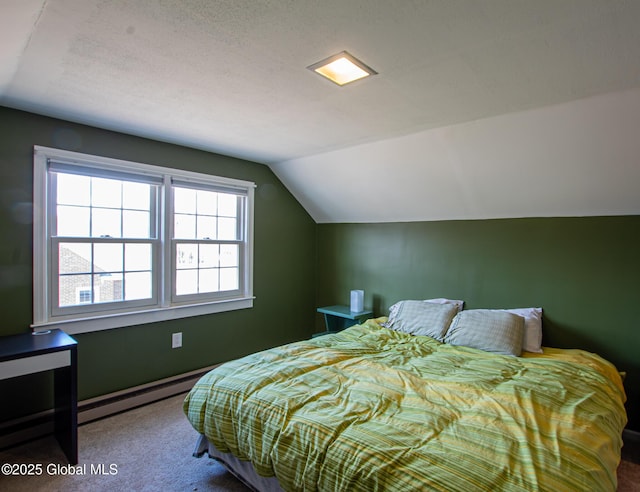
left=33, top=146, right=255, bottom=335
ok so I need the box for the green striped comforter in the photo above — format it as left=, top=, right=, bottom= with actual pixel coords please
left=184, top=319, right=627, bottom=491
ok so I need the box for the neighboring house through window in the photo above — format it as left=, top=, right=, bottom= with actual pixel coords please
left=33, top=146, right=255, bottom=334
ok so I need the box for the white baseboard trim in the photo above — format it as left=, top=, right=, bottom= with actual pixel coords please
left=78, top=364, right=218, bottom=424
left=0, top=364, right=218, bottom=450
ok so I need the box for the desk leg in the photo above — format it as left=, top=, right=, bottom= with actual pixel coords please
left=53, top=348, right=78, bottom=464
left=323, top=314, right=332, bottom=332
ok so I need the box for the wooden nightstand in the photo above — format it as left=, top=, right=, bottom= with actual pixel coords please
left=314, top=305, right=373, bottom=337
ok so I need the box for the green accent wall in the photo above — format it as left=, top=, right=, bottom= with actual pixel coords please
left=318, top=218, right=640, bottom=430
left=0, top=107, right=317, bottom=420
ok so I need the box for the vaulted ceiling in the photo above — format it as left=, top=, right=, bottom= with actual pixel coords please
left=2, top=1, right=640, bottom=222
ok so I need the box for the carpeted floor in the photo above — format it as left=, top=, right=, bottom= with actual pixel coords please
left=1, top=393, right=638, bottom=491
left=0, top=393, right=249, bottom=492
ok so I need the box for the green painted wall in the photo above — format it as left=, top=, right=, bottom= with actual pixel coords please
left=317, top=218, right=640, bottom=430
left=2, top=105, right=637, bottom=437
left=0, top=107, right=317, bottom=420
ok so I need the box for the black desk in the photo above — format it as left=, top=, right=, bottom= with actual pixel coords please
left=0, top=329, right=78, bottom=464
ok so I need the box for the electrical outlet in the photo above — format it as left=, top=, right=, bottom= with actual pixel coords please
left=172, top=332, right=182, bottom=349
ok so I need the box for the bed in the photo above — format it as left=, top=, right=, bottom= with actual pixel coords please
left=183, top=300, right=627, bottom=491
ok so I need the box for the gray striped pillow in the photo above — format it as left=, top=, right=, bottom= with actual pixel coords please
left=385, top=300, right=458, bottom=340
left=444, top=309, right=525, bottom=356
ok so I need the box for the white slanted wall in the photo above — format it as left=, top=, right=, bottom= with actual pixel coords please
left=272, top=87, right=640, bottom=224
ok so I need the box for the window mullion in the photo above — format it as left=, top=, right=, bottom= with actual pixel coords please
left=161, top=175, right=172, bottom=308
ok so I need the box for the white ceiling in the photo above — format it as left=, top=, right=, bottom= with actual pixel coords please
left=2, top=0, right=640, bottom=222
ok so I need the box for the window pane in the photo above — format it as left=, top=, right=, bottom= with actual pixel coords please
left=199, top=268, right=218, bottom=293
left=125, top=272, right=152, bottom=300
left=174, top=187, right=196, bottom=214
left=176, top=243, right=198, bottom=269
left=59, top=243, right=92, bottom=274
left=220, top=267, right=239, bottom=291
left=196, top=215, right=216, bottom=239
left=78, top=289, right=92, bottom=304
left=94, top=272, right=123, bottom=302
left=123, top=210, right=150, bottom=238
left=123, top=182, right=151, bottom=210
left=218, top=194, right=237, bottom=217
left=57, top=174, right=90, bottom=206
left=92, top=208, right=122, bottom=237
left=174, top=214, right=196, bottom=239
left=199, top=244, right=218, bottom=268
left=94, top=243, right=123, bottom=273
left=92, top=177, right=122, bottom=208
left=176, top=269, right=197, bottom=295
left=197, top=190, right=217, bottom=215
left=220, top=244, right=238, bottom=267
left=125, top=243, right=152, bottom=271
left=59, top=274, right=91, bottom=307
left=218, top=218, right=237, bottom=240
left=57, top=206, right=90, bottom=236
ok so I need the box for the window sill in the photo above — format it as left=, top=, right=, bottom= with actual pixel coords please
left=31, top=297, right=255, bottom=335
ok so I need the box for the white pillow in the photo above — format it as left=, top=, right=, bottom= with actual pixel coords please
left=499, top=308, right=543, bottom=353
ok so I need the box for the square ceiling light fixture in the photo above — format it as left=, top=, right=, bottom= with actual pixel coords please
left=308, top=51, right=377, bottom=86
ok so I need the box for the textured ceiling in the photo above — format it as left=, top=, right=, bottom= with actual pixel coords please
left=2, top=0, right=640, bottom=221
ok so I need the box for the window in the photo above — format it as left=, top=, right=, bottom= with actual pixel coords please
left=33, top=146, right=254, bottom=334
